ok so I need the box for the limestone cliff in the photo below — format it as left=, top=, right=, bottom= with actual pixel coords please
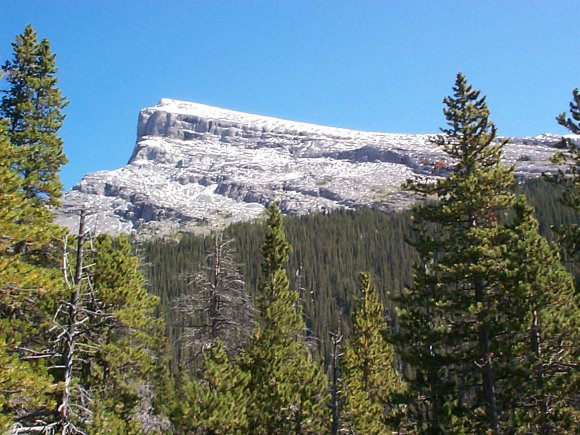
left=56, top=99, right=559, bottom=235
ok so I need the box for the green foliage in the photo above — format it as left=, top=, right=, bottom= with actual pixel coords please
left=75, top=234, right=170, bottom=432
left=501, top=199, right=579, bottom=432
left=0, top=326, right=55, bottom=432
left=174, top=339, right=250, bottom=434
left=0, top=120, right=58, bottom=318
left=240, top=204, right=330, bottom=434
left=397, top=73, right=578, bottom=433
left=0, top=61, right=64, bottom=430
left=142, top=207, right=418, bottom=370
left=1, top=24, right=67, bottom=206
left=339, top=272, right=404, bottom=434
left=547, top=88, right=580, bottom=260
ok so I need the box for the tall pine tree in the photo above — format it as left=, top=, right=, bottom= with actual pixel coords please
left=398, top=73, right=515, bottom=432
left=1, top=24, right=67, bottom=207
left=240, top=203, right=330, bottom=434
left=396, top=73, right=577, bottom=433
left=339, top=272, right=404, bottom=434
left=0, top=25, right=68, bottom=431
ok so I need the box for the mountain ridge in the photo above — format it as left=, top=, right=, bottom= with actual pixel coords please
left=55, top=99, right=561, bottom=235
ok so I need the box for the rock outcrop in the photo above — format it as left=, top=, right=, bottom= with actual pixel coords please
left=56, top=99, right=560, bottom=235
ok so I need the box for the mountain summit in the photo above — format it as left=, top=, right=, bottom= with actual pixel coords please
left=56, top=99, right=558, bottom=235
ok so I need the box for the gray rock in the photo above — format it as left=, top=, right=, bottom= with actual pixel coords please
left=56, top=99, right=562, bottom=235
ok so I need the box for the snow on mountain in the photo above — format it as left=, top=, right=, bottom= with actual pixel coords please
left=56, top=99, right=561, bottom=235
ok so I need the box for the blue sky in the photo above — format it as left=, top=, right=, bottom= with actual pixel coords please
left=2, top=1, right=578, bottom=189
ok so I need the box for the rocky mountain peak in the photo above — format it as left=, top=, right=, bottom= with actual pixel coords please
left=56, top=99, right=560, bottom=235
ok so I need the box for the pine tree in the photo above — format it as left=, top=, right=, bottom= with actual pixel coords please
left=396, top=73, right=577, bottom=433
left=0, top=120, right=59, bottom=431
left=547, top=88, right=580, bottom=259
left=240, top=203, right=330, bottom=434
left=174, top=339, right=251, bottom=434
left=49, top=232, right=170, bottom=433
left=397, top=73, right=515, bottom=432
left=82, top=234, right=169, bottom=432
left=339, top=272, right=404, bottom=434
left=0, top=27, right=68, bottom=427
left=501, top=199, right=579, bottom=433
left=0, top=24, right=68, bottom=337
left=1, top=24, right=67, bottom=207
left=0, top=33, right=68, bottom=418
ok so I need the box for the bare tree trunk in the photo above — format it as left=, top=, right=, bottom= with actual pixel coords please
left=58, top=209, right=86, bottom=433
left=210, top=233, right=222, bottom=341
left=329, top=325, right=342, bottom=435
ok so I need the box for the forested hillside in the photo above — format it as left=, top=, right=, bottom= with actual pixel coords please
left=140, top=178, right=578, bottom=369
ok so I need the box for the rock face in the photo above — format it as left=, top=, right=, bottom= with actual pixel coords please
left=56, top=99, right=560, bottom=235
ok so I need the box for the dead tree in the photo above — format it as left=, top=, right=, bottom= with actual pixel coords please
left=12, top=210, right=94, bottom=434
left=174, top=232, right=254, bottom=361
left=56, top=208, right=89, bottom=434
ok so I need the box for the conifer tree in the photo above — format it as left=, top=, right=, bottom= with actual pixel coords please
left=0, top=24, right=68, bottom=338
left=547, top=88, right=580, bottom=259
left=501, top=199, right=579, bottom=433
left=0, top=34, right=68, bottom=423
left=174, top=339, right=251, bottom=434
left=0, top=120, right=58, bottom=431
left=398, top=73, right=515, bottom=432
left=46, top=232, right=171, bottom=433
left=240, top=203, right=330, bottom=434
left=396, top=73, right=577, bottom=433
left=339, top=272, right=404, bottom=434
left=1, top=24, right=67, bottom=207
left=80, top=234, right=169, bottom=432
left=0, top=26, right=68, bottom=427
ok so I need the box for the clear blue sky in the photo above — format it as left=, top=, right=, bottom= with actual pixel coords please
left=2, top=1, right=578, bottom=189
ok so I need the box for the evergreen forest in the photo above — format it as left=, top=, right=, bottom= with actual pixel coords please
left=1, top=26, right=578, bottom=434
left=141, top=179, right=579, bottom=371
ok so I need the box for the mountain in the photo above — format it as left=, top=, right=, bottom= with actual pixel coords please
left=56, top=99, right=560, bottom=235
